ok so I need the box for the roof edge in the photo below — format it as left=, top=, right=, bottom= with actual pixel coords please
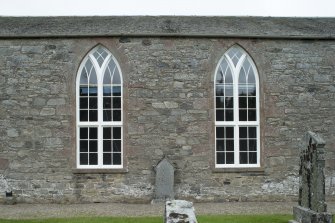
left=0, top=16, right=334, bottom=39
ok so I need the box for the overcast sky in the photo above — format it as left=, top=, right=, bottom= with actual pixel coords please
left=0, top=0, right=334, bottom=17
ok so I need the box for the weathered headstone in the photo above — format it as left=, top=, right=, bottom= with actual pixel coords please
left=289, top=131, right=333, bottom=223
left=165, top=200, right=198, bottom=223
left=154, top=157, right=175, bottom=200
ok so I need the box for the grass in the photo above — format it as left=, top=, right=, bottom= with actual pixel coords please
left=0, top=215, right=294, bottom=223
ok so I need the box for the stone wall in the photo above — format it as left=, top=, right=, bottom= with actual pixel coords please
left=0, top=17, right=334, bottom=203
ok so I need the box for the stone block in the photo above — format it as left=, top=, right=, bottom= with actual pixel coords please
left=292, top=206, right=333, bottom=223
left=165, top=200, right=197, bottom=223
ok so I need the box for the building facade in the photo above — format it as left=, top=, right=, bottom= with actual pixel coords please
left=0, top=16, right=334, bottom=203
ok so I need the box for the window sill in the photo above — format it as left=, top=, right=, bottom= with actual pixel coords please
left=212, top=167, right=265, bottom=175
left=72, top=168, right=128, bottom=174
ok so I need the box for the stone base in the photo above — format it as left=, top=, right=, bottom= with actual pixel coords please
left=291, top=206, right=333, bottom=223
left=3, top=197, right=16, bottom=205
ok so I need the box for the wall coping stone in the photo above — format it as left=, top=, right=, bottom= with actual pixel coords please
left=0, top=16, right=335, bottom=39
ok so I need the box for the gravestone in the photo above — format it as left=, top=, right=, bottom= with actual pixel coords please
left=154, top=157, right=175, bottom=200
left=165, top=200, right=198, bottom=223
left=289, top=131, right=333, bottom=223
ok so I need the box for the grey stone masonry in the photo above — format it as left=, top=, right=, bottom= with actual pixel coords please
left=290, top=132, right=333, bottom=223
left=0, top=16, right=334, bottom=204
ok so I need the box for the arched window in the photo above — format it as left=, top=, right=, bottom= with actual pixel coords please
left=214, top=45, right=260, bottom=168
left=76, top=46, right=123, bottom=169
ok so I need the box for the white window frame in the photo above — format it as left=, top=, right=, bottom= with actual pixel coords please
left=214, top=46, right=260, bottom=168
left=76, top=46, right=123, bottom=169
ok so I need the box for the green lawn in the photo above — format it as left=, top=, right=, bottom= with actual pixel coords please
left=0, top=215, right=293, bottom=223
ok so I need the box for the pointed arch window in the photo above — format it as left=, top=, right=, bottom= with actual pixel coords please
left=215, top=46, right=260, bottom=168
left=76, top=46, right=123, bottom=169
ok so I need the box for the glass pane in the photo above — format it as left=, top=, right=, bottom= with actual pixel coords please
left=80, top=128, right=88, bottom=139
left=247, top=69, right=255, bottom=84
left=80, top=110, right=88, bottom=121
left=113, top=97, right=121, bottom=109
left=238, top=86, right=247, bottom=96
left=248, top=110, right=256, bottom=121
left=103, top=86, right=112, bottom=96
left=240, top=152, right=248, bottom=164
left=216, top=140, right=225, bottom=151
left=80, top=87, right=89, bottom=96
left=216, top=69, right=224, bottom=83
left=225, top=86, right=233, bottom=97
left=239, top=69, right=247, bottom=84
left=112, top=69, right=121, bottom=84
left=103, top=73, right=111, bottom=85
left=215, top=85, right=224, bottom=96
left=248, top=86, right=256, bottom=96
left=89, top=128, right=97, bottom=139
left=226, top=109, right=233, bottom=121
left=103, top=140, right=112, bottom=152
left=89, top=87, right=98, bottom=96
left=239, top=97, right=247, bottom=108
left=216, top=110, right=224, bottom=121
left=239, top=110, right=247, bottom=121
left=240, top=140, right=248, bottom=151
left=103, top=127, right=111, bottom=139
left=113, top=127, right=121, bottom=139
left=226, top=127, right=234, bottom=138
left=225, top=69, right=233, bottom=84
left=225, top=97, right=233, bottom=108
left=89, top=97, right=97, bottom=109
left=113, top=110, right=121, bottom=121
left=249, top=139, right=257, bottom=151
left=89, top=69, right=97, bottom=85
left=80, top=98, right=88, bottom=109
left=226, top=140, right=234, bottom=151
left=103, top=110, right=112, bottom=121
left=80, top=153, right=88, bottom=165
left=112, top=86, right=122, bottom=96
left=226, top=152, right=234, bottom=164
left=113, top=140, right=121, bottom=152
left=239, top=127, right=247, bottom=138
left=89, top=140, right=98, bottom=152
left=89, top=110, right=98, bottom=121
left=249, top=152, right=257, bottom=164
left=216, top=127, right=225, bottom=138
left=217, top=152, right=225, bottom=164
left=248, top=97, right=256, bottom=108
left=103, top=153, right=112, bottom=165
left=103, top=98, right=111, bottom=109
left=113, top=153, right=121, bottom=165
left=216, top=97, right=225, bottom=108
left=80, top=71, right=88, bottom=85
left=89, top=153, right=98, bottom=165
left=249, top=127, right=257, bottom=138
left=80, top=140, right=88, bottom=152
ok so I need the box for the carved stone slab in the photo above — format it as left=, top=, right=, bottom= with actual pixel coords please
left=154, top=158, right=174, bottom=200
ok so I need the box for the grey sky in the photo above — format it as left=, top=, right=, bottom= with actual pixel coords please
left=0, top=0, right=334, bottom=17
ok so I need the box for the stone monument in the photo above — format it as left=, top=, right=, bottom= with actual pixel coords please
left=289, top=131, right=333, bottom=223
left=165, top=200, right=198, bottom=223
left=154, top=157, right=175, bottom=201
